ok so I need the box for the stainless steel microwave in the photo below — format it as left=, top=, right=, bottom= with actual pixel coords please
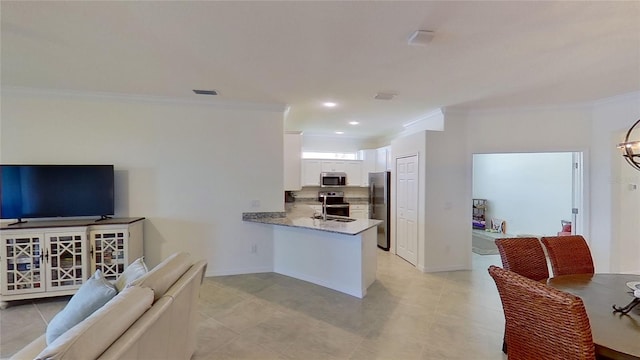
left=320, top=172, right=347, bottom=187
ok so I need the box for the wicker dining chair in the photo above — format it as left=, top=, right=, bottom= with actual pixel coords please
left=488, top=265, right=596, bottom=360
left=495, top=237, right=549, bottom=281
left=540, top=235, right=595, bottom=276
left=494, top=237, right=550, bottom=354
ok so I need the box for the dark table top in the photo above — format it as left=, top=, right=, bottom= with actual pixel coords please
left=547, top=273, right=640, bottom=360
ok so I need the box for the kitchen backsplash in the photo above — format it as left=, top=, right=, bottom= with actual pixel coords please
left=291, top=186, right=369, bottom=201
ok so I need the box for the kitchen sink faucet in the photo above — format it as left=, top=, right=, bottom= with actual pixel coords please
left=320, top=194, right=328, bottom=221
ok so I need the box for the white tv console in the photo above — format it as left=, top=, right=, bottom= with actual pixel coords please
left=0, top=217, right=144, bottom=308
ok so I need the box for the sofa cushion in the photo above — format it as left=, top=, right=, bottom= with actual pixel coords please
left=46, top=270, right=117, bottom=345
left=130, top=252, right=191, bottom=301
left=114, top=257, right=148, bottom=292
left=36, top=286, right=154, bottom=360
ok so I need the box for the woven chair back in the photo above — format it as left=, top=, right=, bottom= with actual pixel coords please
left=495, top=237, right=549, bottom=281
left=540, top=235, right=594, bottom=276
left=488, top=265, right=596, bottom=360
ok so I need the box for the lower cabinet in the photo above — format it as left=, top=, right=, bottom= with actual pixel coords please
left=350, top=205, right=369, bottom=219
left=0, top=218, right=144, bottom=307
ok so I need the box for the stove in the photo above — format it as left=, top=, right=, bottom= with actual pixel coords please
left=318, top=191, right=350, bottom=217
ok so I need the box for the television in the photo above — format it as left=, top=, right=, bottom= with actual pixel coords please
left=0, top=165, right=115, bottom=222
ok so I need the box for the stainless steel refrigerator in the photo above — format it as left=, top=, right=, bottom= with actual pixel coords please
left=369, top=171, right=390, bottom=250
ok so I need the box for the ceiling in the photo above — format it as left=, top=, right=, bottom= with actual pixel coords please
left=2, top=1, right=640, bottom=141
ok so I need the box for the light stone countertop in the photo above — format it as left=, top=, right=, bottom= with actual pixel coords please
left=243, top=203, right=381, bottom=236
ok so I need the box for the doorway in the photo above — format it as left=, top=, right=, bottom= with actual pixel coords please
left=471, top=152, right=585, bottom=253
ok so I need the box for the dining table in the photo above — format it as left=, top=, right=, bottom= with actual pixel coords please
left=546, top=273, right=640, bottom=360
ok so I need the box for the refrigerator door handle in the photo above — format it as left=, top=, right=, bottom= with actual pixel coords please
left=369, top=183, right=375, bottom=215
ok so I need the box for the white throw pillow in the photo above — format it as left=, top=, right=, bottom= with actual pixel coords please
left=46, top=270, right=117, bottom=345
left=36, top=286, right=154, bottom=360
left=114, top=257, right=148, bottom=292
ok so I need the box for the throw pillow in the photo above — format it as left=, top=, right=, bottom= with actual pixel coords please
left=114, top=257, right=148, bottom=292
left=46, top=269, right=117, bottom=345
left=36, top=286, right=154, bottom=360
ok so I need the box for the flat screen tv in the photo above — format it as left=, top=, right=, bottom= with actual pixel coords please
left=0, top=165, right=115, bottom=222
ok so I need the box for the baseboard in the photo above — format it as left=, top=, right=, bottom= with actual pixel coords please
left=205, top=266, right=273, bottom=277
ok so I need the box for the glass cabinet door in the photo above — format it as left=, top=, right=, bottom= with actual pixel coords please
left=46, top=232, right=86, bottom=291
left=0, top=233, right=45, bottom=295
left=90, top=230, right=127, bottom=281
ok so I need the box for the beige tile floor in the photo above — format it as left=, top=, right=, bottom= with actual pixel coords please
left=0, top=251, right=508, bottom=360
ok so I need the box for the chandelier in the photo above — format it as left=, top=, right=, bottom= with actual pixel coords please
left=618, top=119, right=640, bottom=171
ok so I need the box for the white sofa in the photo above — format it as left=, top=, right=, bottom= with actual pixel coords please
left=10, top=252, right=207, bottom=360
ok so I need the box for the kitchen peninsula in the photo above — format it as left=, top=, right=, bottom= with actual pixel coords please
left=243, top=203, right=381, bottom=298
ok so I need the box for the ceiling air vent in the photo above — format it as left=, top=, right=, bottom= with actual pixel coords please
left=408, top=30, right=435, bottom=46
left=193, top=89, right=218, bottom=95
left=374, top=92, right=397, bottom=100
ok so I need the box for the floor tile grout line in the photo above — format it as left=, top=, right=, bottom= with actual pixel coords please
left=33, top=301, right=49, bottom=326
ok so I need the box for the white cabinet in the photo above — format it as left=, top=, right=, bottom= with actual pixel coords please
left=321, top=161, right=346, bottom=172
left=89, top=220, right=143, bottom=281
left=302, top=160, right=322, bottom=186
left=1, top=228, right=87, bottom=299
left=284, top=132, right=302, bottom=191
left=0, top=218, right=144, bottom=306
left=376, top=146, right=391, bottom=171
left=303, top=159, right=363, bottom=186
left=360, top=149, right=377, bottom=187
left=344, top=161, right=362, bottom=186
left=361, top=147, right=390, bottom=186
left=350, top=204, right=369, bottom=219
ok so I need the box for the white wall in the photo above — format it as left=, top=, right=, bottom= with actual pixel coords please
left=424, top=118, right=471, bottom=272
left=1, top=89, right=286, bottom=275
left=389, top=119, right=471, bottom=273
left=455, top=93, right=640, bottom=273
left=592, top=92, right=640, bottom=273
left=472, top=152, right=574, bottom=236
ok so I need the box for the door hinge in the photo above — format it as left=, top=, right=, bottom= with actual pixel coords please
left=572, top=208, right=579, bottom=214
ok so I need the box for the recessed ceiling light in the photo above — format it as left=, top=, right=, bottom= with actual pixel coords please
left=323, top=102, right=337, bottom=108
left=335, top=131, right=344, bottom=135
left=349, top=121, right=359, bottom=125
left=193, top=89, right=218, bottom=95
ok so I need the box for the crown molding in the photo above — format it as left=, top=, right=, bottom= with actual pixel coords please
left=397, top=108, right=445, bottom=137
left=445, top=91, right=640, bottom=116
left=1, top=86, right=288, bottom=113
left=593, top=91, right=640, bottom=106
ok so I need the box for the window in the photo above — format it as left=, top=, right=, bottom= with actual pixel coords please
left=302, top=152, right=358, bottom=160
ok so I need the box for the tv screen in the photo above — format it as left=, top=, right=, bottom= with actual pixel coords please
left=0, top=165, right=115, bottom=220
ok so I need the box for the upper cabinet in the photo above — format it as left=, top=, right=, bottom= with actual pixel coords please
left=376, top=146, right=392, bottom=172
left=302, top=160, right=322, bottom=186
left=284, top=132, right=302, bottom=191
left=321, top=161, right=345, bottom=173
left=360, top=146, right=391, bottom=186
left=302, top=159, right=362, bottom=186
left=344, top=161, right=362, bottom=186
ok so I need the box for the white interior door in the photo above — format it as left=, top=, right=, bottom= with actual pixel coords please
left=396, top=155, right=418, bottom=265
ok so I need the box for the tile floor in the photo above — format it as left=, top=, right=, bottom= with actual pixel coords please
left=0, top=251, right=508, bottom=360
